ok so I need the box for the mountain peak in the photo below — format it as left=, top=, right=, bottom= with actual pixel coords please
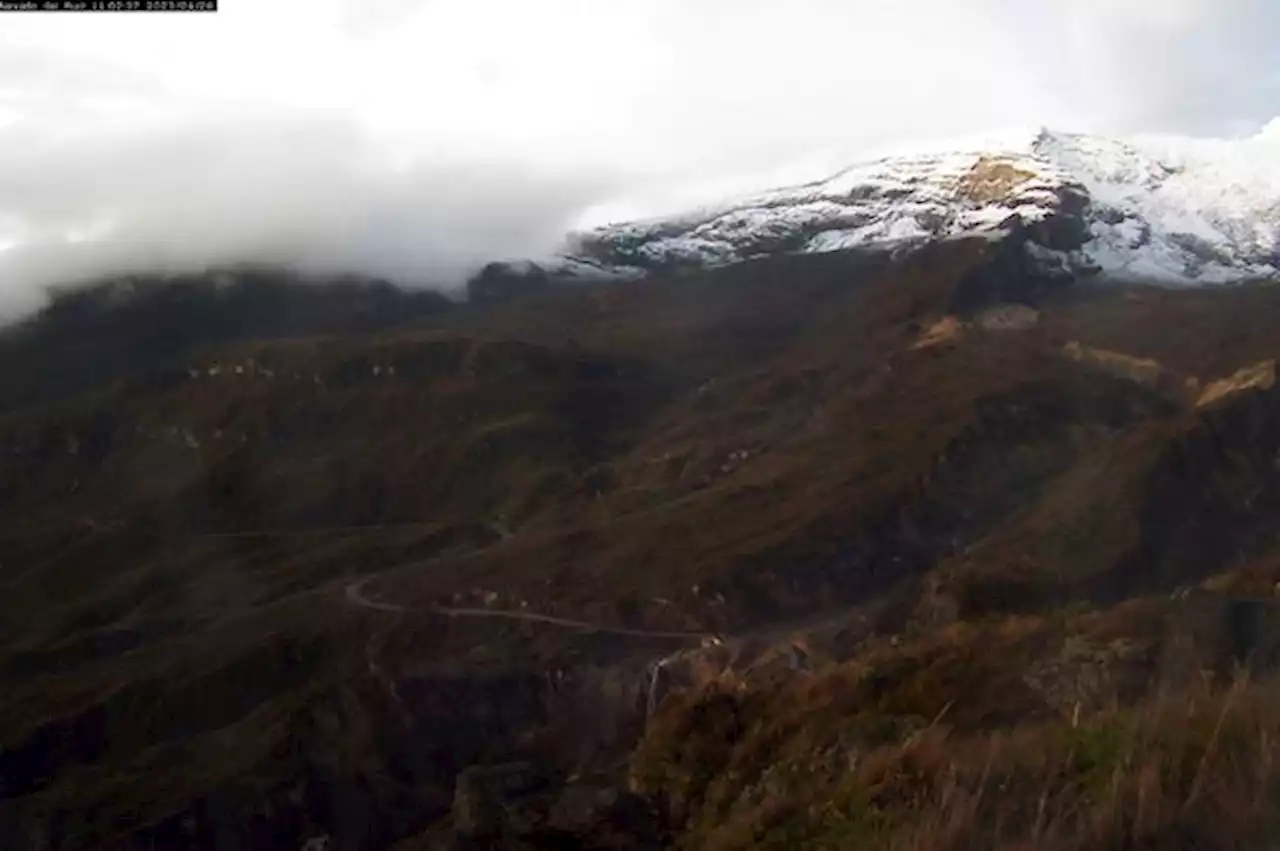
left=543, top=128, right=1280, bottom=286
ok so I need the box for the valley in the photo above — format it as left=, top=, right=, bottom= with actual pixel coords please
left=4, top=230, right=1280, bottom=850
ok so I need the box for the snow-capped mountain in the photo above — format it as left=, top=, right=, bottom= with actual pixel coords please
left=540, top=127, right=1280, bottom=286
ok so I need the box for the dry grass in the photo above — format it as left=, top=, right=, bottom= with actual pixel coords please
left=631, top=592, right=1280, bottom=851
left=889, top=676, right=1280, bottom=851
left=637, top=669, right=1280, bottom=851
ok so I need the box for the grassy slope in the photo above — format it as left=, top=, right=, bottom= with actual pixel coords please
left=4, top=241, right=1280, bottom=848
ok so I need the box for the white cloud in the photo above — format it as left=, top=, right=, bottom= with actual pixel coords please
left=0, top=0, right=1275, bottom=317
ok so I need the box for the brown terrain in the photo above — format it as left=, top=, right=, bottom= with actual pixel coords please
left=4, top=235, right=1280, bottom=850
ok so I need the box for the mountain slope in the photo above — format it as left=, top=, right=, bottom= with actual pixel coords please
left=7, top=238, right=1280, bottom=849
left=546, top=127, right=1280, bottom=286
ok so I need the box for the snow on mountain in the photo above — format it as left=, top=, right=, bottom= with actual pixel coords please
left=546, top=127, right=1280, bottom=286
left=1035, top=130, right=1280, bottom=283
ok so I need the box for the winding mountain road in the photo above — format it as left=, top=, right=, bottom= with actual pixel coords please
left=342, top=576, right=714, bottom=641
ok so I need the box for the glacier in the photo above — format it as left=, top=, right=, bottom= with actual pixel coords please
left=532, top=127, right=1280, bottom=286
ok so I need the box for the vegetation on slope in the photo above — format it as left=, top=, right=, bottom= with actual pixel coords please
left=4, top=235, right=1280, bottom=849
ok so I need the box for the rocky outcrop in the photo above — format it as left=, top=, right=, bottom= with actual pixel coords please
left=465, top=262, right=552, bottom=305
left=430, top=765, right=669, bottom=850
left=912, top=316, right=965, bottom=351
left=975, top=303, right=1041, bottom=331
left=452, top=762, right=550, bottom=840
left=949, top=223, right=1078, bottom=312
left=911, top=303, right=1039, bottom=351
left=1062, top=342, right=1170, bottom=388
left=1196, top=360, right=1276, bottom=409
left=465, top=257, right=645, bottom=304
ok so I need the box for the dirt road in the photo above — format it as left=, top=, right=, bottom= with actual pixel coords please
left=342, top=577, right=713, bottom=640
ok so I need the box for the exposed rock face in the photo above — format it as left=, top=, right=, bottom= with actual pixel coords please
left=912, top=316, right=965, bottom=350
left=466, top=257, right=646, bottom=301
left=976, top=303, right=1041, bottom=331
left=948, top=223, right=1074, bottom=311
left=1023, top=634, right=1147, bottom=718
left=911, top=303, right=1039, bottom=352
left=1196, top=360, right=1277, bottom=408
left=465, top=262, right=552, bottom=304
left=437, top=766, right=670, bottom=850
left=1062, top=341, right=1169, bottom=388
left=452, top=763, right=548, bottom=839
left=540, top=663, right=653, bottom=770
left=547, top=779, right=670, bottom=847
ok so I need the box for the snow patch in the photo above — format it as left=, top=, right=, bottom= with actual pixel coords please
left=545, top=124, right=1280, bottom=286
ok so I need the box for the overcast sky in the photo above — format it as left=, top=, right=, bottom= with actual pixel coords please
left=0, top=0, right=1277, bottom=315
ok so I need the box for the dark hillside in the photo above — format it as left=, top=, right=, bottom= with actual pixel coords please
left=4, top=236, right=1280, bottom=850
